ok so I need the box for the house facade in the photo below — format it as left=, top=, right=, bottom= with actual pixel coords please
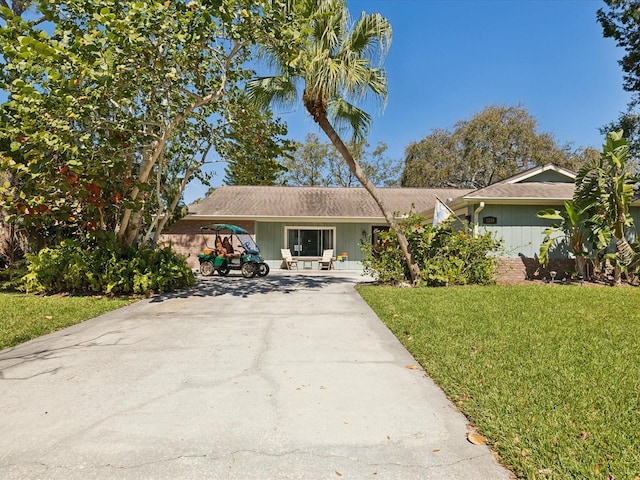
left=161, top=165, right=640, bottom=282
left=160, top=185, right=470, bottom=270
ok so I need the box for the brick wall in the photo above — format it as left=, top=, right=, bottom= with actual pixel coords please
left=495, top=257, right=575, bottom=284
left=159, top=219, right=255, bottom=268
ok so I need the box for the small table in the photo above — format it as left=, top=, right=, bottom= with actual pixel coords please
left=300, top=257, right=320, bottom=269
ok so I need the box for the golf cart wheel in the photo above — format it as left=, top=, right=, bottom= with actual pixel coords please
left=257, top=263, right=270, bottom=277
left=241, top=262, right=257, bottom=278
left=217, top=265, right=231, bottom=276
left=200, top=260, right=215, bottom=276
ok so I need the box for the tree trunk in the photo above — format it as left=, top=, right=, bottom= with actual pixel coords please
left=575, top=255, right=588, bottom=281
left=614, top=236, right=634, bottom=285
left=314, top=115, right=421, bottom=284
left=116, top=42, right=242, bottom=246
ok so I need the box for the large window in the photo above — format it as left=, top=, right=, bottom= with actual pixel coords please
left=286, top=227, right=335, bottom=257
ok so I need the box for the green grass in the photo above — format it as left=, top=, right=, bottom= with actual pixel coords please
left=357, top=285, right=640, bottom=480
left=0, top=293, right=134, bottom=350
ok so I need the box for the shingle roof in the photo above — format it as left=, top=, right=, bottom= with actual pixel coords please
left=464, top=182, right=575, bottom=201
left=188, top=185, right=472, bottom=219
left=492, top=163, right=576, bottom=185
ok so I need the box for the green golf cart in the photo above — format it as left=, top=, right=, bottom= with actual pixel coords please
left=197, top=224, right=269, bottom=278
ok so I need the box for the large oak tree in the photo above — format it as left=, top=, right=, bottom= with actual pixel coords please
left=401, top=105, right=595, bottom=189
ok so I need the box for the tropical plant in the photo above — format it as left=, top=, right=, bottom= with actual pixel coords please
left=537, top=200, right=590, bottom=279
left=246, top=0, right=421, bottom=283
left=574, top=131, right=638, bottom=285
left=361, top=213, right=501, bottom=286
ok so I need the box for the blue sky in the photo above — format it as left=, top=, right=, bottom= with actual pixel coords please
left=184, top=0, right=631, bottom=203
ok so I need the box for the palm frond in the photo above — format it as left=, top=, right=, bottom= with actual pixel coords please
left=328, top=97, right=371, bottom=141
left=345, top=12, right=391, bottom=61
left=245, top=75, right=299, bottom=111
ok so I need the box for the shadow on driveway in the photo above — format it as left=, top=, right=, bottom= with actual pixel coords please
left=150, top=271, right=372, bottom=302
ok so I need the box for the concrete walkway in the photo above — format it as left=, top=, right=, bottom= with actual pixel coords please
left=0, top=271, right=512, bottom=479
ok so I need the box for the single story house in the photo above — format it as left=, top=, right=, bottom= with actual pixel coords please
left=161, top=164, right=640, bottom=282
left=161, top=185, right=470, bottom=270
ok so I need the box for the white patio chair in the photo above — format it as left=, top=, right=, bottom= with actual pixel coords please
left=281, top=248, right=299, bottom=270
left=318, top=249, right=334, bottom=270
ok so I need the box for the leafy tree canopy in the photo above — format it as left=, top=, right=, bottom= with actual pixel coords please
left=281, top=132, right=400, bottom=187
left=401, top=105, right=596, bottom=189
left=598, top=1, right=640, bottom=99
left=0, top=0, right=303, bottom=248
left=222, top=99, right=293, bottom=186
left=597, top=1, right=640, bottom=160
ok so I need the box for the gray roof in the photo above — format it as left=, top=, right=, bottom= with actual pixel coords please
left=464, top=182, right=575, bottom=202
left=188, top=185, right=472, bottom=219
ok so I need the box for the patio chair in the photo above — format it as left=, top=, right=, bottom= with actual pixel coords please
left=281, top=248, right=299, bottom=270
left=318, top=249, right=334, bottom=270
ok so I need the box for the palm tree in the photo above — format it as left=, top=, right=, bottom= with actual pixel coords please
left=247, top=0, right=421, bottom=283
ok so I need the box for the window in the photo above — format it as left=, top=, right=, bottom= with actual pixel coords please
left=286, top=227, right=335, bottom=257
left=371, top=226, right=389, bottom=245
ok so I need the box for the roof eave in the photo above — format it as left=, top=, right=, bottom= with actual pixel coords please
left=184, top=214, right=392, bottom=223
left=462, top=197, right=572, bottom=205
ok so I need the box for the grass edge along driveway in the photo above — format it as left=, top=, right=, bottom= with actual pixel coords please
left=1, top=293, right=135, bottom=351
left=357, top=284, right=640, bottom=480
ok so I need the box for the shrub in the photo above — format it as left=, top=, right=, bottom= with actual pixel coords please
left=0, top=260, right=27, bottom=292
left=23, top=237, right=195, bottom=295
left=361, top=213, right=502, bottom=286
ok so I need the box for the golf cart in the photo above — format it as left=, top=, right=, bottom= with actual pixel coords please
left=197, top=224, right=269, bottom=278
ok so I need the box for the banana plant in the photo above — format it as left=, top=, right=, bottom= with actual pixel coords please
left=538, top=200, right=591, bottom=279
left=574, top=131, right=638, bottom=285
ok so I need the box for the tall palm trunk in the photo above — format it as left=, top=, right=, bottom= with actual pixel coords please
left=313, top=114, right=421, bottom=284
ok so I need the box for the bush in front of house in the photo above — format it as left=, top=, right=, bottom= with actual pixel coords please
left=23, top=236, right=195, bottom=295
left=361, top=213, right=502, bottom=286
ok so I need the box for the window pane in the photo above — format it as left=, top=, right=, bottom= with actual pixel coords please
left=286, top=228, right=334, bottom=257
left=300, top=230, right=320, bottom=256
left=322, top=230, right=333, bottom=250
left=288, top=229, right=301, bottom=255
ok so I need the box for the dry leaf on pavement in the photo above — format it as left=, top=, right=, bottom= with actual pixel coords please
left=467, top=432, right=487, bottom=445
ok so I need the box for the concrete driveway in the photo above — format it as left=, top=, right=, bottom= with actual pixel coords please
left=0, top=271, right=512, bottom=479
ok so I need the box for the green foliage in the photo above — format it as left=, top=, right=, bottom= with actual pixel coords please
left=358, top=285, right=640, bottom=480
left=600, top=111, right=640, bottom=166
left=598, top=1, right=640, bottom=167
left=401, top=105, right=596, bottom=189
left=0, top=261, right=27, bottom=291
left=23, top=238, right=195, bottom=295
left=537, top=200, right=591, bottom=278
left=0, top=0, right=306, bottom=246
left=361, top=213, right=501, bottom=286
left=245, top=0, right=423, bottom=281
left=282, top=133, right=332, bottom=186
left=598, top=1, right=640, bottom=98
left=536, top=132, right=638, bottom=283
left=280, top=133, right=401, bottom=187
left=573, top=131, right=638, bottom=283
left=222, top=99, right=292, bottom=186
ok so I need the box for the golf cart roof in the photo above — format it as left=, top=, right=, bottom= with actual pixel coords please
left=200, top=224, right=250, bottom=235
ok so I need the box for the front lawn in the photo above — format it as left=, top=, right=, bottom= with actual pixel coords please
left=357, top=285, right=640, bottom=479
left=0, top=293, right=134, bottom=350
